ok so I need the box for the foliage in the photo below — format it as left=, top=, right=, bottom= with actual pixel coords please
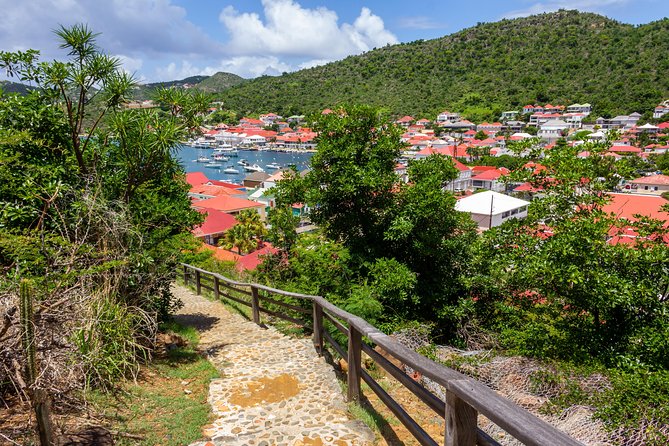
left=468, top=140, right=669, bottom=367
left=264, top=106, right=477, bottom=331
left=219, top=209, right=266, bottom=254
left=217, top=11, right=669, bottom=119
left=0, top=25, right=205, bottom=395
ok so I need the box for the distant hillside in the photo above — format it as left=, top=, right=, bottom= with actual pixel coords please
left=132, top=72, right=245, bottom=100
left=195, top=72, right=246, bottom=93
left=216, top=10, right=669, bottom=120
left=0, top=81, right=36, bottom=95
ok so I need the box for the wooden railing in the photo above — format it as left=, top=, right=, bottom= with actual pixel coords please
left=181, top=263, right=584, bottom=446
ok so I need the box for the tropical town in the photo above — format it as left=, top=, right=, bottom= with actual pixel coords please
left=185, top=99, right=669, bottom=272
left=2, top=4, right=669, bottom=446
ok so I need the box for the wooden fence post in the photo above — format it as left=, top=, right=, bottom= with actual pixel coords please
left=251, top=286, right=261, bottom=324
left=347, top=325, right=362, bottom=402
left=183, top=264, right=188, bottom=284
left=312, top=302, right=323, bottom=355
left=214, top=276, right=220, bottom=300
left=195, top=270, right=201, bottom=295
left=444, top=390, right=477, bottom=446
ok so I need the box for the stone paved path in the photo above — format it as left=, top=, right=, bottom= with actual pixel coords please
left=172, top=284, right=375, bottom=446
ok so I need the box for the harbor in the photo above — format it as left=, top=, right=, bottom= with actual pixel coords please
left=177, top=145, right=314, bottom=183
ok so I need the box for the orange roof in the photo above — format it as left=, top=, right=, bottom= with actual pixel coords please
left=190, top=184, right=245, bottom=198
left=603, top=193, right=669, bottom=223
left=192, top=209, right=238, bottom=237
left=629, top=174, right=669, bottom=186
left=194, top=195, right=264, bottom=213
left=186, top=172, right=209, bottom=187
left=609, top=145, right=641, bottom=153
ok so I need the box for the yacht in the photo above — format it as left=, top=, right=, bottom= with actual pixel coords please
left=244, top=164, right=265, bottom=173
left=266, top=162, right=282, bottom=170
left=204, top=162, right=223, bottom=168
left=223, top=167, right=240, bottom=174
left=196, top=155, right=211, bottom=163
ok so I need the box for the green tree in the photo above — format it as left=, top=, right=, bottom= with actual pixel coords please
left=471, top=140, right=669, bottom=365
left=0, top=25, right=204, bottom=393
left=302, top=105, right=402, bottom=260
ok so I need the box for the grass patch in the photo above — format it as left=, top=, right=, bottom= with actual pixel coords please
left=89, top=319, right=219, bottom=446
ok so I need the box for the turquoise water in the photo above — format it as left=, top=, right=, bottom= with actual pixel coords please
left=176, top=145, right=314, bottom=184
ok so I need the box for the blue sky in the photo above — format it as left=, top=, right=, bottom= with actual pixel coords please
left=1, top=0, right=667, bottom=82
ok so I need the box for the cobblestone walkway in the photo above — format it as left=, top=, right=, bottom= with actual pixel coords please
left=172, top=284, right=375, bottom=446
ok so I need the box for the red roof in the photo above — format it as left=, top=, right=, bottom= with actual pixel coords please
left=657, top=122, right=669, bottom=129
left=451, top=158, right=471, bottom=172
left=192, top=209, right=238, bottom=238
left=237, top=244, right=278, bottom=271
left=513, top=182, right=544, bottom=192
left=186, top=172, right=209, bottom=187
left=190, top=184, right=246, bottom=198
left=194, top=195, right=264, bottom=213
left=208, top=180, right=245, bottom=189
left=471, top=165, right=498, bottom=174
left=629, top=174, right=669, bottom=186
left=609, top=145, right=641, bottom=153
left=397, top=115, right=414, bottom=123
left=603, top=193, right=669, bottom=223
left=471, top=170, right=502, bottom=181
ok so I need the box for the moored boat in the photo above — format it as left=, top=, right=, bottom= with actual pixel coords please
left=244, top=164, right=264, bottom=172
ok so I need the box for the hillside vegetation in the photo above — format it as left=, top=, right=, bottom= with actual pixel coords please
left=131, top=72, right=245, bottom=100
left=216, top=10, right=669, bottom=120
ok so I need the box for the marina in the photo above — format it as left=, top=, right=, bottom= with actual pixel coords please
left=177, top=145, right=313, bottom=184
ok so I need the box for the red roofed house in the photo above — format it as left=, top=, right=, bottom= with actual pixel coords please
left=192, top=209, right=238, bottom=246
left=627, top=174, right=669, bottom=195
left=395, top=116, right=414, bottom=127
left=471, top=168, right=510, bottom=192
left=189, top=183, right=247, bottom=201
left=186, top=171, right=210, bottom=187
left=604, top=193, right=669, bottom=245
left=609, top=144, right=642, bottom=154
left=194, top=195, right=267, bottom=219
left=446, top=158, right=472, bottom=192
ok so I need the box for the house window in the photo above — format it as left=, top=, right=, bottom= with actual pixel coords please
left=511, top=208, right=519, bottom=215
left=502, top=211, right=511, bottom=218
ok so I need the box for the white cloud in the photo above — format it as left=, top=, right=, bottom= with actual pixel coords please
left=219, top=0, right=397, bottom=59
left=298, top=59, right=333, bottom=70
left=504, top=0, right=630, bottom=19
left=398, top=16, right=445, bottom=30
left=0, top=0, right=220, bottom=58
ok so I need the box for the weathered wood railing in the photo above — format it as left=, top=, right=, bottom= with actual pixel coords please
left=181, top=263, right=584, bottom=446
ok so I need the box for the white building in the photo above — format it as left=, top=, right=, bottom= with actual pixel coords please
left=538, top=119, right=570, bottom=140
left=567, top=103, right=592, bottom=115
left=455, top=191, right=530, bottom=229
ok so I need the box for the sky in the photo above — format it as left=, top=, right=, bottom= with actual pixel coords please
left=1, top=0, right=667, bottom=83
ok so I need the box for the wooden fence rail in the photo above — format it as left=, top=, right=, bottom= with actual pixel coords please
left=181, top=263, right=584, bottom=446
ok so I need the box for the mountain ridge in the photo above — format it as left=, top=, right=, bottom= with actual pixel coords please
left=214, top=10, right=669, bottom=120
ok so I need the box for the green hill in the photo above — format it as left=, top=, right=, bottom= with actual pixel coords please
left=131, top=72, right=245, bottom=100
left=216, top=10, right=669, bottom=120
left=195, top=72, right=246, bottom=93
left=0, top=81, right=36, bottom=95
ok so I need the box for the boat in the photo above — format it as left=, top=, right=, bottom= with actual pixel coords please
left=204, top=163, right=223, bottom=168
left=223, top=167, right=240, bottom=174
left=196, top=156, right=211, bottom=163
left=238, top=159, right=250, bottom=166
left=266, top=162, right=282, bottom=170
left=244, top=164, right=265, bottom=173
left=212, top=154, right=229, bottom=162
left=214, top=145, right=239, bottom=156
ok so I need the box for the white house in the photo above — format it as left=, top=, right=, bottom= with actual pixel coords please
left=567, top=103, right=592, bottom=115
left=455, top=191, right=530, bottom=229
left=538, top=119, right=570, bottom=140
left=653, top=100, right=669, bottom=119
left=436, top=111, right=461, bottom=124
